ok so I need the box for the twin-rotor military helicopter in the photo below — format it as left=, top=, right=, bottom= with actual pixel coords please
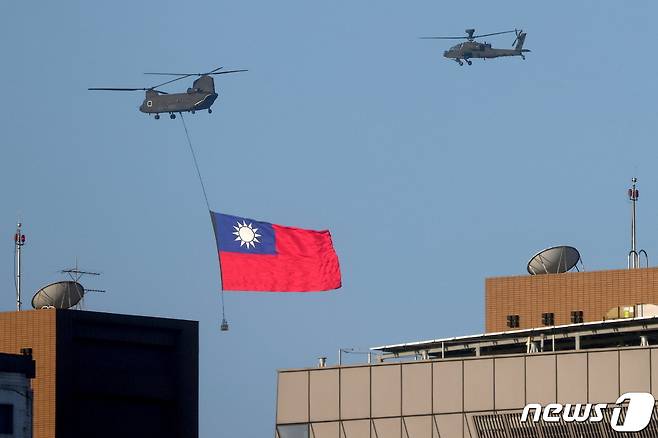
left=89, top=66, right=246, bottom=119
left=421, top=28, right=530, bottom=66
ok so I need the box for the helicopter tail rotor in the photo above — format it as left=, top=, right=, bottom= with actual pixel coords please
left=512, top=30, right=527, bottom=51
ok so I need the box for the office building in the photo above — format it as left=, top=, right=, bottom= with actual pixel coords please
left=0, top=309, right=198, bottom=438
left=275, top=267, right=658, bottom=437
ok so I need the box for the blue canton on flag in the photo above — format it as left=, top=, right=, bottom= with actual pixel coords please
left=211, top=212, right=276, bottom=255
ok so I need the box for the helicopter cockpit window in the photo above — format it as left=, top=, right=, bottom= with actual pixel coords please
left=187, top=88, right=194, bottom=94
left=146, top=100, right=153, bottom=108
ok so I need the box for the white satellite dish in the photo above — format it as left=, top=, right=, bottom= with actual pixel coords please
left=31, top=281, right=85, bottom=309
left=527, top=245, right=581, bottom=275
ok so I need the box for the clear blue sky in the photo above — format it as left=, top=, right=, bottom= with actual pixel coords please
left=2, top=1, right=658, bottom=436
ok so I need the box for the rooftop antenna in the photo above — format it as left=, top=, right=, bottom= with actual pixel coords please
left=61, top=259, right=106, bottom=308
left=14, top=223, right=26, bottom=311
left=628, top=177, right=648, bottom=269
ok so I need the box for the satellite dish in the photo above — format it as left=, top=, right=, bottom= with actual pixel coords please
left=527, top=245, right=581, bottom=275
left=31, top=281, right=85, bottom=309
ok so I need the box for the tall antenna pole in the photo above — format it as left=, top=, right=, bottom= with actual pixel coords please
left=14, top=223, right=26, bottom=311
left=629, top=178, right=639, bottom=269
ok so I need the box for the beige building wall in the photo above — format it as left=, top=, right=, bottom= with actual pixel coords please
left=276, top=346, right=658, bottom=438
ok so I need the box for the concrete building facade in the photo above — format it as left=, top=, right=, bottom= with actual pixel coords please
left=276, top=329, right=658, bottom=437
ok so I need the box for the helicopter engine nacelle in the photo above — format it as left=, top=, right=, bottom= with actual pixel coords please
left=192, top=76, right=215, bottom=94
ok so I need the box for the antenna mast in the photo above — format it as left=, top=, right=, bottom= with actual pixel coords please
left=14, top=223, right=26, bottom=311
left=628, top=177, right=647, bottom=269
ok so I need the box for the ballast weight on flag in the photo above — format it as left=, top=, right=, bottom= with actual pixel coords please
left=211, top=212, right=341, bottom=292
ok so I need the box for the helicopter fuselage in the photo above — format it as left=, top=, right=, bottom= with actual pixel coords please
left=439, top=31, right=530, bottom=66
left=139, top=89, right=218, bottom=114
left=443, top=41, right=529, bottom=64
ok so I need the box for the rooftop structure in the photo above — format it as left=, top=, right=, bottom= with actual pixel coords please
left=485, top=266, right=658, bottom=332
left=372, top=315, right=658, bottom=361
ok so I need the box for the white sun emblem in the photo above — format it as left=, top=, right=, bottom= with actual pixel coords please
left=232, top=221, right=262, bottom=249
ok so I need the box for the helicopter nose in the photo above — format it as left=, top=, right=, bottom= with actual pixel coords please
left=443, top=51, right=449, bottom=57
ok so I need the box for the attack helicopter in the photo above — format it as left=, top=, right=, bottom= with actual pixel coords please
left=88, top=67, right=247, bottom=119
left=420, top=29, right=530, bottom=66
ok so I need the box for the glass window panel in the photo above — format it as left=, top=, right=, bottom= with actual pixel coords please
left=0, top=404, right=13, bottom=434
left=278, top=424, right=309, bottom=438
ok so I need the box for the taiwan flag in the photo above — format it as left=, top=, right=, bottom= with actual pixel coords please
left=210, top=211, right=342, bottom=292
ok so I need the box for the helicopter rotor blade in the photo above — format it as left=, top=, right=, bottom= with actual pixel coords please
left=144, top=73, right=196, bottom=76
left=209, top=69, right=248, bottom=75
left=88, top=87, right=147, bottom=91
left=472, top=30, right=516, bottom=38
left=127, top=66, right=244, bottom=91
left=144, top=67, right=225, bottom=76
left=420, top=29, right=516, bottom=40
left=144, top=68, right=247, bottom=76
left=149, top=73, right=196, bottom=90
left=419, top=36, right=467, bottom=40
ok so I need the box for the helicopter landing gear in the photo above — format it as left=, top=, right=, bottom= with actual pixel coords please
left=466, top=59, right=472, bottom=66
left=191, top=110, right=195, bottom=114
left=208, top=109, right=212, bottom=114
left=154, top=114, right=160, bottom=120
left=170, top=113, right=176, bottom=119
left=521, top=54, right=526, bottom=60
left=456, top=59, right=463, bottom=66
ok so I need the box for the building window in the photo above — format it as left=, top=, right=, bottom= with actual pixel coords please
left=277, top=424, right=309, bottom=438
left=542, top=312, right=555, bottom=326
left=571, top=310, right=584, bottom=324
left=0, top=403, right=13, bottom=434
left=507, top=314, right=520, bottom=328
